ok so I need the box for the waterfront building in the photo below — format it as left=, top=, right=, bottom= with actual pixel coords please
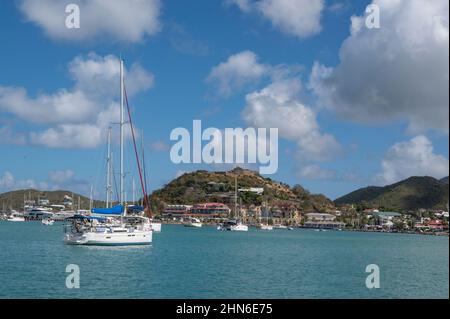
left=163, top=205, right=193, bottom=218
left=372, top=211, right=402, bottom=228
left=238, top=187, right=264, bottom=195
left=190, top=203, right=230, bottom=218
left=303, top=221, right=346, bottom=229
left=427, top=220, right=447, bottom=230
left=246, top=205, right=262, bottom=220
left=302, top=212, right=344, bottom=229
left=305, top=213, right=337, bottom=222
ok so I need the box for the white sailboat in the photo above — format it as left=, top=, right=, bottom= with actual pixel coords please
left=64, top=59, right=153, bottom=246
left=258, top=206, right=273, bottom=230
left=219, top=176, right=248, bottom=232
left=64, top=214, right=152, bottom=246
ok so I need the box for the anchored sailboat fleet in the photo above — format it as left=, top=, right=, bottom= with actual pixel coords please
left=64, top=59, right=154, bottom=246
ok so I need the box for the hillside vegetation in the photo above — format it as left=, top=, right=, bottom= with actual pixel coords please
left=335, top=176, right=449, bottom=211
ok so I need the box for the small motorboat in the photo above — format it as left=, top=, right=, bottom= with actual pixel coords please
left=217, top=220, right=248, bottom=231
left=42, top=218, right=55, bottom=226
left=183, top=217, right=202, bottom=228
left=259, top=224, right=274, bottom=231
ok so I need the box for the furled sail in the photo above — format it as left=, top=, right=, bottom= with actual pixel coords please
left=91, top=205, right=124, bottom=216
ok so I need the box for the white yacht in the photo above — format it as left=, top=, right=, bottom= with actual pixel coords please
left=230, top=221, right=249, bottom=231
left=25, top=207, right=53, bottom=220
left=64, top=213, right=152, bottom=246
left=7, top=212, right=25, bottom=222
left=183, top=217, right=202, bottom=228
left=217, top=220, right=249, bottom=231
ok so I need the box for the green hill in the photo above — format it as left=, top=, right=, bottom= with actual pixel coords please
left=0, top=189, right=101, bottom=211
left=150, top=167, right=335, bottom=213
left=335, top=176, right=449, bottom=211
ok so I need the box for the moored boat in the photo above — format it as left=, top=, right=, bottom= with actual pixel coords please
left=64, top=214, right=152, bottom=246
left=42, top=218, right=54, bottom=225
left=259, top=224, right=273, bottom=230
left=217, top=176, right=249, bottom=232
left=217, top=220, right=248, bottom=231
left=7, top=212, right=25, bottom=222
left=63, top=59, right=153, bottom=246
left=183, top=217, right=202, bottom=228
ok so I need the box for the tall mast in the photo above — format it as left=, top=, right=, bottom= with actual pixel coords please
left=119, top=58, right=125, bottom=205
left=234, top=176, right=238, bottom=220
left=89, top=185, right=93, bottom=211
left=106, top=127, right=112, bottom=208
left=141, top=130, right=147, bottom=196
left=132, top=176, right=136, bottom=205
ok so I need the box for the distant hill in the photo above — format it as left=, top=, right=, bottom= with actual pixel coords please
left=150, top=167, right=335, bottom=214
left=335, top=176, right=449, bottom=211
left=0, top=189, right=102, bottom=211
left=440, top=176, right=449, bottom=184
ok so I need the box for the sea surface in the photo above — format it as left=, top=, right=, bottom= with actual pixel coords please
left=0, top=222, right=448, bottom=299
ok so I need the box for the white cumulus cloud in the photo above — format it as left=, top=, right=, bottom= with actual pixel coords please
left=207, top=51, right=269, bottom=96
left=298, top=164, right=336, bottom=181
left=228, top=0, right=324, bottom=38
left=48, top=170, right=75, bottom=183
left=18, top=0, right=161, bottom=43
left=376, top=135, right=449, bottom=185
left=242, top=78, right=341, bottom=161
left=0, top=126, right=26, bottom=145
left=309, top=0, right=449, bottom=134
left=0, top=53, right=153, bottom=148
left=0, top=171, right=45, bottom=191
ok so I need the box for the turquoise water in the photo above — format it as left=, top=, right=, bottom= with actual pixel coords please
left=0, top=222, right=448, bottom=299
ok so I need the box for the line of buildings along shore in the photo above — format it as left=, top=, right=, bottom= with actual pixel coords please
left=162, top=203, right=449, bottom=233
left=163, top=203, right=344, bottom=230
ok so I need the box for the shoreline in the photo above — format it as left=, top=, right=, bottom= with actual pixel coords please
left=1, top=219, right=447, bottom=237
left=158, top=220, right=449, bottom=237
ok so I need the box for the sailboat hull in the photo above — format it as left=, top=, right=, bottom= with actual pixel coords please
left=151, top=222, right=162, bottom=232
left=64, top=230, right=153, bottom=246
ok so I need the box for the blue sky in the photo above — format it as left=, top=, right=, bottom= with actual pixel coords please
left=0, top=0, right=448, bottom=200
